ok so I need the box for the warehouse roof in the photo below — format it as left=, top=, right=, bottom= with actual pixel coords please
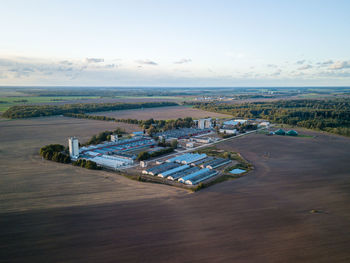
left=167, top=166, right=200, bottom=180
left=185, top=170, right=218, bottom=185
left=178, top=168, right=210, bottom=183
left=158, top=165, right=190, bottom=178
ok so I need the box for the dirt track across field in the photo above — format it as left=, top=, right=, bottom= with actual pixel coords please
left=1, top=118, right=350, bottom=262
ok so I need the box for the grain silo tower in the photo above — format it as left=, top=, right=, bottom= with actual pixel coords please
left=68, top=137, right=79, bottom=158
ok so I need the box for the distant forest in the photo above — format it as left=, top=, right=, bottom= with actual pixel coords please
left=2, top=101, right=178, bottom=119
left=191, top=99, right=350, bottom=137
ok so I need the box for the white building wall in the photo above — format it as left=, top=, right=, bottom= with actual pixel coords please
left=219, top=129, right=237, bottom=134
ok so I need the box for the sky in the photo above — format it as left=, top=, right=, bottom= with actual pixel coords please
left=0, top=0, right=350, bottom=87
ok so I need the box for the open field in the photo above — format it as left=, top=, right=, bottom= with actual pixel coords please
left=0, top=96, right=102, bottom=112
left=1, top=118, right=350, bottom=262
left=90, top=105, right=232, bottom=120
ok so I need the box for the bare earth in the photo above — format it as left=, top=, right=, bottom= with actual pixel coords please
left=1, top=118, right=350, bottom=263
left=89, top=105, right=231, bottom=120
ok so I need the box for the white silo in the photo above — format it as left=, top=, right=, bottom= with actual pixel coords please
left=68, top=137, right=79, bottom=158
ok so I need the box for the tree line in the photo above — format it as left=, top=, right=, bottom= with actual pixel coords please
left=39, top=143, right=100, bottom=169
left=2, top=101, right=178, bottom=119
left=39, top=144, right=71, bottom=163
left=137, top=147, right=175, bottom=161
left=82, top=128, right=126, bottom=146
left=64, top=112, right=194, bottom=135
left=190, top=99, right=350, bottom=137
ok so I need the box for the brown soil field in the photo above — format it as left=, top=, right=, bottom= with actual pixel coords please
left=1, top=119, right=350, bottom=263
left=90, top=105, right=231, bottom=120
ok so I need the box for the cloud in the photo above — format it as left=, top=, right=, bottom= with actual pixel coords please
left=271, top=69, right=282, bottom=76
left=296, top=60, right=306, bottom=65
left=104, top=64, right=117, bottom=69
left=298, top=64, right=312, bottom=70
left=174, top=58, right=192, bottom=64
left=321, top=59, right=333, bottom=65
left=329, top=60, right=350, bottom=70
left=60, top=60, right=73, bottom=66
left=136, top=59, right=158, bottom=66
left=137, top=60, right=158, bottom=66
left=267, top=64, right=277, bottom=68
left=85, top=58, right=104, bottom=63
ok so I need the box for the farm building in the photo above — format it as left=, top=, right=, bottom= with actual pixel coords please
left=191, top=137, right=213, bottom=143
left=219, top=128, right=237, bottom=134
left=190, top=156, right=214, bottom=167
left=155, top=128, right=212, bottom=140
left=185, top=170, right=218, bottom=185
left=166, top=153, right=207, bottom=165
left=274, top=129, right=286, bottom=135
left=167, top=166, right=200, bottom=181
left=204, top=158, right=231, bottom=169
left=286, top=130, right=298, bottom=136
left=223, top=119, right=247, bottom=126
left=178, top=168, right=211, bottom=183
left=142, top=162, right=180, bottom=176
left=89, top=155, right=134, bottom=169
left=158, top=165, right=190, bottom=178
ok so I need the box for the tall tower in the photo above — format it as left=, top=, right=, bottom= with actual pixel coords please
left=68, top=137, right=79, bottom=158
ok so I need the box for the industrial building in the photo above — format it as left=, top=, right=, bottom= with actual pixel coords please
left=198, top=118, right=212, bottom=129
left=142, top=162, right=180, bottom=176
left=140, top=152, right=231, bottom=185
left=204, top=158, right=232, bottom=169
left=223, top=119, right=247, bottom=126
left=178, top=168, right=211, bottom=183
left=166, top=153, right=207, bottom=164
left=190, top=156, right=214, bottom=167
left=68, top=137, right=79, bottom=159
left=158, top=164, right=190, bottom=178
left=90, top=154, right=134, bottom=169
left=191, top=137, right=213, bottom=143
left=156, top=128, right=212, bottom=140
left=185, top=169, right=218, bottom=185
left=219, top=128, right=237, bottom=134
left=74, top=136, right=155, bottom=169
left=167, top=166, right=200, bottom=181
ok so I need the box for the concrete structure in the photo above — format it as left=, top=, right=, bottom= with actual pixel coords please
left=140, top=161, right=147, bottom=168
left=68, top=137, right=79, bottom=158
left=198, top=118, right=212, bottom=129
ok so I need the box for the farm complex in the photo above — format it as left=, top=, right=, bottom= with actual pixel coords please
left=65, top=116, right=270, bottom=188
